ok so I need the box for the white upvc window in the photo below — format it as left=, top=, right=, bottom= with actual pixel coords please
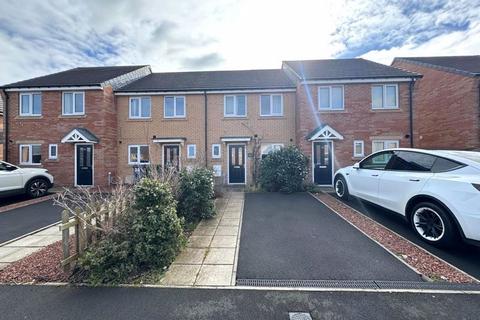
left=19, top=144, right=41, bottom=165
left=164, top=96, right=186, bottom=118
left=62, top=92, right=85, bottom=115
left=49, top=144, right=58, bottom=160
left=372, top=140, right=399, bottom=153
left=128, top=145, right=150, bottom=165
left=318, top=86, right=344, bottom=110
left=129, top=97, right=151, bottom=119
left=261, top=143, right=284, bottom=158
left=353, top=140, right=364, bottom=158
left=187, top=144, right=196, bottom=159
left=19, top=92, right=42, bottom=116
left=212, top=144, right=221, bottom=159
left=224, top=95, right=247, bottom=117
left=260, top=94, right=283, bottom=116
left=372, top=84, right=398, bottom=109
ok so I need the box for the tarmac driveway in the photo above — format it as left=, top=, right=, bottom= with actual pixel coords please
left=236, top=193, right=420, bottom=281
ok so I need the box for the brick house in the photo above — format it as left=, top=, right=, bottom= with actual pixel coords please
left=0, top=95, right=3, bottom=160
left=392, top=56, right=480, bottom=151
left=282, top=59, right=420, bottom=185
left=1, top=58, right=420, bottom=187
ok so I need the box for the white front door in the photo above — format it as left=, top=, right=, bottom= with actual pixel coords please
left=0, top=162, right=23, bottom=192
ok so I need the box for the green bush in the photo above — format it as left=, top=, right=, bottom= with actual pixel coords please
left=178, top=168, right=216, bottom=222
left=259, top=146, right=309, bottom=193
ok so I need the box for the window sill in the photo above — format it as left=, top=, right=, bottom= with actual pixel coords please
left=16, top=116, right=43, bottom=120
left=318, top=109, right=345, bottom=113
left=258, top=116, right=285, bottom=119
left=127, top=118, right=153, bottom=122
left=58, top=115, right=87, bottom=119
left=162, top=117, right=187, bottom=121
left=370, top=108, right=401, bottom=112
left=20, top=163, right=42, bottom=166
left=128, top=163, right=151, bottom=166
left=352, top=156, right=364, bottom=160
left=223, top=117, right=248, bottom=120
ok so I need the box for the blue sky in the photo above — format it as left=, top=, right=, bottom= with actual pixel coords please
left=1, top=0, right=479, bottom=84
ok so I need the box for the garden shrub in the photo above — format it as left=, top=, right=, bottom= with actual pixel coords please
left=259, top=146, right=309, bottom=193
left=178, top=167, right=216, bottom=222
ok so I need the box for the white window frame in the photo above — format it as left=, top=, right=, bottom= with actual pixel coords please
left=261, top=143, right=284, bottom=156
left=371, top=84, right=399, bottom=109
left=353, top=140, right=364, bottom=158
left=187, top=144, right=197, bottom=159
left=49, top=144, right=58, bottom=160
left=212, top=144, right=221, bottom=159
left=260, top=94, right=284, bottom=116
left=19, top=144, right=41, bottom=165
left=224, top=95, right=247, bottom=117
left=318, top=85, right=344, bottom=110
left=129, top=96, right=151, bottom=119
left=372, top=140, right=399, bottom=153
left=19, top=92, right=42, bottom=116
left=128, top=145, right=150, bottom=165
left=164, top=96, right=186, bottom=118
left=62, top=91, right=85, bottom=115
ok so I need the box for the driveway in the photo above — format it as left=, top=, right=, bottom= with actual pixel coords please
left=236, top=193, right=420, bottom=281
left=0, top=200, right=63, bottom=244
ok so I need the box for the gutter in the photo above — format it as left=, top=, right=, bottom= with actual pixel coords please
left=409, top=78, right=415, bottom=148
left=204, top=90, right=208, bottom=167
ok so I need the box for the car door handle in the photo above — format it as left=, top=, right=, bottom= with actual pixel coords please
left=371, top=174, right=379, bottom=177
left=409, top=178, right=420, bottom=182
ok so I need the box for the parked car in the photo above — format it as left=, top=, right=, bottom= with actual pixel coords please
left=334, top=149, right=480, bottom=247
left=0, top=161, right=54, bottom=198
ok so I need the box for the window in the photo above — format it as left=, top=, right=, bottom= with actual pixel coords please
left=63, top=92, right=85, bottom=115
left=212, top=144, right=221, bottom=159
left=19, top=144, right=41, bottom=165
left=261, top=143, right=283, bottom=159
left=372, top=84, right=398, bottom=109
left=129, top=97, right=151, bottom=119
left=187, top=144, right=196, bottom=159
left=164, top=96, right=185, bottom=118
left=353, top=140, right=364, bottom=158
left=260, top=94, right=283, bottom=116
left=49, top=144, right=58, bottom=160
left=360, top=151, right=394, bottom=170
left=372, top=140, right=399, bottom=153
left=318, top=86, right=344, bottom=110
left=387, top=151, right=436, bottom=172
left=19, top=93, right=42, bottom=116
left=431, top=157, right=465, bottom=173
left=128, top=145, right=150, bottom=165
left=224, top=95, right=246, bottom=117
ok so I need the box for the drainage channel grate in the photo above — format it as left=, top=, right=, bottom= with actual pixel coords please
left=236, top=279, right=480, bottom=291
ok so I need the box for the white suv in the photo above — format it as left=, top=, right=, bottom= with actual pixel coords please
left=334, top=149, right=480, bottom=247
left=0, top=161, right=54, bottom=198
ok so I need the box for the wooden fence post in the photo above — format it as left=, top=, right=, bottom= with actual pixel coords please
left=61, top=210, right=70, bottom=272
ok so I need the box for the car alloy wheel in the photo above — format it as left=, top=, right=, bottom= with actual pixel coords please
left=30, top=180, right=48, bottom=198
left=335, top=179, right=345, bottom=197
left=413, top=207, right=445, bottom=241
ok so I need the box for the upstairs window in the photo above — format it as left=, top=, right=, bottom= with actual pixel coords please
left=260, top=94, right=283, bottom=116
left=372, top=84, right=398, bottom=109
left=224, top=95, right=246, bottom=117
left=63, top=92, right=85, bottom=115
left=318, top=86, right=344, bottom=110
left=19, top=93, right=42, bottom=116
left=128, top=145, right=150, bottom=165
left=129, top=97, right=151, bottom=119
left=164, top=96, right=185, bottom=118
left=20, top=144, right=41, bottom=165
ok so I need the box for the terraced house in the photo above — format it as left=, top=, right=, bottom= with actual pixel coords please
left=0, top=58, right=419, bottom=187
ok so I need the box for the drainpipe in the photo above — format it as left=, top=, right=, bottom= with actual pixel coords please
left=408, top=78, right=415, bottom=148
left=204, top=90, right=208, bottom=167
left=3, top=91, right=8, bottom=161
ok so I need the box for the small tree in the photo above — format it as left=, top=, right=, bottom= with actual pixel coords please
left=259, top=146, right=309, bottom=193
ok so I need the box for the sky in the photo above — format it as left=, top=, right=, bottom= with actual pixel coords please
left=1, top=0, right=479, bottom=84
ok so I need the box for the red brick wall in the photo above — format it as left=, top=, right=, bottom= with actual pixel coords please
left=6, top=88, right=117, bottom=186
left=295, top=82, right=413, bottom=182
left=392, top=60, right=480, bottom=150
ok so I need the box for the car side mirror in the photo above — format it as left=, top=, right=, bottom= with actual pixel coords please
left=353, top=162, right=360, bottom=170
left=6, top=165, right=18, bottom=171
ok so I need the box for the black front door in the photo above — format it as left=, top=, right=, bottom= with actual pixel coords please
left=76, top=144, right=93, bottom=186
left=229, top=144, right=245, bottom=184
left=313, top=141, right=333, bottom=185
left=164, top=145, right=180, bottom=170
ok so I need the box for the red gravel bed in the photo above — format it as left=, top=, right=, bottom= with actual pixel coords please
left=0, top=240, right=71, bottom=284
left=314, top=192, right=477, bottom=284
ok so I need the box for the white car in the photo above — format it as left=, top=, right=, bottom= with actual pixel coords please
left=0, top=161, right=54, bottom=198
left=334, top=148, right=480, bottom=247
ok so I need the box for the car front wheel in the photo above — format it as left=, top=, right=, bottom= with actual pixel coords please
left=410, top=202, right=457, bottom=247
left=334, top=176, right=349, bottom=200
left=26, top=178, right=49, bottom=198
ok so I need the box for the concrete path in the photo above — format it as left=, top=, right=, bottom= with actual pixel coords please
left=237, top=192, right=420, bottom=282
left=160, top=192, right=244, bottom=286
left=1, top=285, right=479, bottom=320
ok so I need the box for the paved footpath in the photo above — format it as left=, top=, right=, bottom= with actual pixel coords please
left=160, top=192, right=243, bottom=286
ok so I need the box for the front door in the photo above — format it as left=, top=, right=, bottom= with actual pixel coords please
left=76, top=144, right=93, bottom=186
left=228, top=144, right=245, bottom=184
left=313, top=141, right=333, bottom=185
left=164, top=145, right=180, bottom=170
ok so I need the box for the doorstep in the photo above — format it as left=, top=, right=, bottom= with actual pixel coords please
left=160, top=192, right=244, bottom=287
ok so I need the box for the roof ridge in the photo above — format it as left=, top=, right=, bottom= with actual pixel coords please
left=148, top=68, right=284, bottom=75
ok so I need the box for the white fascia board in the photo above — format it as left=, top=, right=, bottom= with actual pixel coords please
left=152, top=138, right=185, bottom=144
left=5, top=86, right=102, bottom=92
left=207, top=88, right=296, bottom=94
left=302, top=78, right=413, bottom=85
left=116, top=91, right=204, bottom=96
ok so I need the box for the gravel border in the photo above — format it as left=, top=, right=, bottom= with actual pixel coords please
left=313, top=192, right=477, bottom=284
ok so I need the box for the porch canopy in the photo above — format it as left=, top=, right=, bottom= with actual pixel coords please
left=61, top=128, right=99, bottom=143
left=152, top=137, right=186, bottom=144
left=306, top=125, right=344, bottom=141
